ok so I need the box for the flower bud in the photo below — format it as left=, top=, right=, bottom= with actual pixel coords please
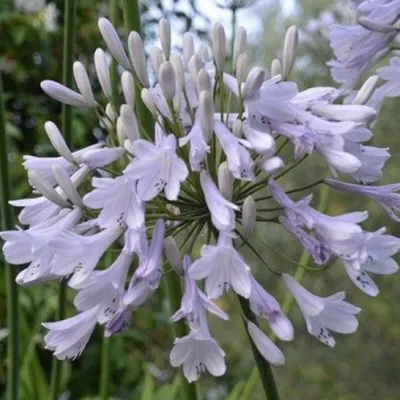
left=121, top=71, right=136, bottom=109
left=44, top=121, right=75, bottom=164
left=183, top=32, right=195, bottom=66
left=236, top=53, right=248, bottom=85
left=128, top=31, right=149, bottom=87
left=282, top=25, right=298, bottom=79
left=358, top=17, right=396, bottom=33
left=242, top=67, right=265, bottom=99
left=73, top=61, right=96, bottom=107
left=218, top=161, right=233, bottom=200
left=159, top=61, right=176, bottom=101
left=170, top=54, right=185, bottom=88
left=52, top=165, right=84, bottom=207
left=352, top=75, right=379, bottom=105
left=259, top=156, right=285, bottom=175
left=233, top=119, right=243, bottom=138
left=141, top=88, right=156, bottom=114
left=212, top=23, right=226, bottom=72
left=159, top=18, right=171, bottom=59
left=189, top=54, right=203, bottom=84
left=247, top=321, right=285, bottom=367
left=233, top=27, right=247, bottom=69
left=242, top=196, right=256, bottom=238
left=197, top=69, right=212, bottom=93
left=28, top=170, right=70, bottom=208
left=41, top=80, right=88, bottom=108
left=102, top=103, right=116, bottom=131
left=120, top=104, right=140, bottom=143
left=150, top=47, right=164, bottom=79
left=199, top=91, right=214, bottom=142
left=98, top=18, right=131, bottom=70
left=198, top=43, right=212, bottom=62
left=271, top=58, right=282, bottom=77
left=94, top=48, right=111, bottom=99
left=116, top=116, right=127, bottom=146
left=163, top=236, right=182, bottom=274
left=310, top=104, right=376, bottom=123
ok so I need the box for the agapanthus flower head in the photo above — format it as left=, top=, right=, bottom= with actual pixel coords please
left=1, top=12, right=399, bottom=384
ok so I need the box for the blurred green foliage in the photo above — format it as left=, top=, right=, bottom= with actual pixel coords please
left=1, top=0, right=400, bottom=399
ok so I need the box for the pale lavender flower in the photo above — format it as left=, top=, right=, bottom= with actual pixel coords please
left=282, top=274, right=361, bottom=347
left=189, top=232, right=252, bottom=299
left=326, top=178, right=400, bottom=222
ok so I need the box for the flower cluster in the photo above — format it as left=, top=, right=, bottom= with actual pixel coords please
left=328, top=0, right=400, bottom=90
left=2, top=11, right=400, bottom=383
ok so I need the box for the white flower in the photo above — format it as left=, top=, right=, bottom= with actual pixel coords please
left=249, top=276, right=293, bottom=341
left=48, top=225, right=124, bottom=287
left=0, top=208, right=82, bottom=285
left=343, top=228, right=400, bottom=296
left=83, top=175, right=144, bottom=229
left=247, top=321, right=285, bottom=366
left=170, top=311, right=226, bottom=382
left=189, top=232, right=252, bottom=299
left=214, top=120, right=254, bottom=181
left=200, top=171, right=239, bottom=233
left=124, top=134, right=188, bottom=201
left=282, top=274, right=361, bottom=347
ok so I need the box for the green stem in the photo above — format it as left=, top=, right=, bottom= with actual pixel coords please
left=243, top=182, right=330, bottom=396
left=122, top=0, right=153, bottom=137
left=109, top=0, right=120, bottom=108
left=50, top=1, right=77, bottom=398
left=238, top=297, right=280, bottom=400
left=164, top=272, right=198, bottom=400
left=0, top=75, right=19, bottom=400
left=99, top=325, right=110, bottom=400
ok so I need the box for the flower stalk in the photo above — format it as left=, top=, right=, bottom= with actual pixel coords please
left=0, top=74, right=19, bottom=400
left=238, top=297, right=280, bottom=400
left=50, top=0, right=77, bottom=398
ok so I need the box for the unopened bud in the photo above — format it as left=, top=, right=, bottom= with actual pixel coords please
left=359, top=17, right=396, bottom=33
left=159, top=18, right=171, bottom=59
left=198, top=43, right=212, bottom=62
left=128, top=31, right=149, bottom=87
left=52, top=165, right=84, bottom=207
left=163, top=236, right=182, bottom=274
left=41, top=80, right=88, bottom=108
left=271, top=58, right=282, bottom=77
left=159, top=61, right=176, bottom=101
left=44, top=121, right=75, bottom=164
left=98, top=18, right=131, bottom=70
left=282, top=25, right=298, bottom=79
left=121, top=71, right=136, bottom=109
left=259, top=156, right=285, bottom=175
left=310, top=104, right=376, bottom=123
left=170, top=54, right=185, bottom=88
left=236, top=53, right=248, bottom=85
left=28, top=170, right=70, bottom=208
left=352, top=75, right=379, bottom=105
left=183, top=32, right=195, bottom=66
left=233, top=119, right=243, bottom=138
left=103, top=103, right=116, bottom=130
left=150, top=47, right=164, bottom=79
left=120, top=105, right=140, bottom=143
left=141, top=88, right=156, bottom=114
left=197, top=69, right=212, bottom=93
left=199, top=91, right=214, bottom=142
left=116, top=117, right=126, bottom=146
left=212, top=23, right=226, bottom=72
left=73, top=62, right=96, bottom=107
left=218, top=162, right=233, bottom=200
left=94, top=48, right=111, bottom=99
left=233, top=27, right=247, bottom=69
left=188, top=54, right=203, bottom=89
left=242, top=67, right=265, bottom=99
left=242, top=196, right=256, bottom=238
